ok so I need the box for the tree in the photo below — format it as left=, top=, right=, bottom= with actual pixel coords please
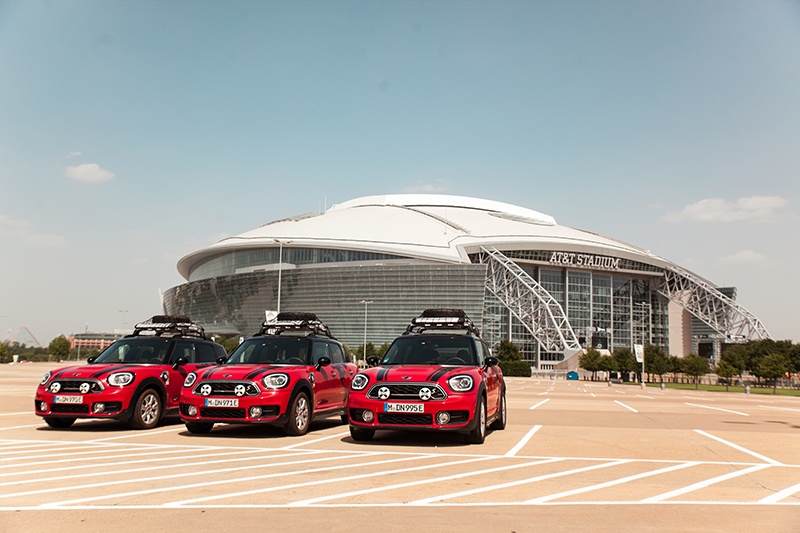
left=579, top=348, right=602, bottom=381
left=612, top=348, right=637, bottom=380
left=721, top=345, right=747, bottom=383
left=715, top=360, right=737, bottom=392
left=645, top=344, right=669, bottom=383
left=758, top=353, right=790, bottom=394
left=787, top=343, right=800, bottom=374
left=496, top=339, right=522, bottom=361
left=48, top=335, right=71, bottom=359
left=682, top=355, right=709, bottom=389
left=0, top=342, right=8, bottom=363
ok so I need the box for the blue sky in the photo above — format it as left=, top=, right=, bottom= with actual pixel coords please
left=1, top=0, right=798, bottom=347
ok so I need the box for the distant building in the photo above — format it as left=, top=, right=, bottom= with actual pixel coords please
left=163, top=194, right=771, bottom=369
left=69, top=331, right=125, bottom=353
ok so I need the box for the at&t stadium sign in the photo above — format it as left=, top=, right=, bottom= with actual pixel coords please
left=549, top=251, right=620, bottom=271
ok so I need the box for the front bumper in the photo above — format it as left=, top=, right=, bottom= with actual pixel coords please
left=179, top=391, right=291, bottom=425
left=347, top=392, right=478, bottom=432
left=34, top=388, right=132, bottom=420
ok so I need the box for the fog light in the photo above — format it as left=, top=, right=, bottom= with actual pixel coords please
left=187, top=405, right=197, bottom=416
left=250, top=406, right=263, bottom=418
left=93, top=403, right=106, bottom=414
left=362, top=410, right=374, bottom=423
left=436, top=411, right=451, bottom=425
left=39, top=401, right=48, bottom=411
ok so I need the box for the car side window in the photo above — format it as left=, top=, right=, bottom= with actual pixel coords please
left=171, top=342, right=196, bottom=364
left=329, top=343, right=344, bottom=364
left=195, top=342, right=217, bottom=363
left=312, top=341, right=329, bottom=364
left=475, top=340, right=485, bottom=365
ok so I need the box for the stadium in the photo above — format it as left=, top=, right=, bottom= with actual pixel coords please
left=163, top=194, right=770, bottom=369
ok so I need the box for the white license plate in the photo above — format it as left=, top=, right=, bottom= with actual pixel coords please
left=205, top=398, right=239, bottom=407
left=54, top=395, right=83, bottom=404
left=384, top=402, right=424, bottom=413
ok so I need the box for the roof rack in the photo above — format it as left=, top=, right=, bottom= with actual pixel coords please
left=403, top=308, right=481, bottom=337
left=130, top=315, right=207, bottom=339
left=257, top=312, right=335, bottom=339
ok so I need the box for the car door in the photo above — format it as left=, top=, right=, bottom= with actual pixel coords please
left=311, top=340, right=341, bottom=412
left=165, top=341, right=210, bottom=406
left=478, top=340, right=501, bottom=415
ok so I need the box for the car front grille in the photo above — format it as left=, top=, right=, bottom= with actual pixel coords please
left=193, top=381, right=260, bottom=396
left=50, top=379, right=103, bottom=394
left=200, top=407, right=247, bottom=419
left=377, top=413, right=433, bottom=425
left=366, top=383, right=446, bottom=401
left=50, top=404, right=90, bottom=414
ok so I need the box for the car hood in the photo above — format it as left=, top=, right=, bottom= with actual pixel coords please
left=362, top=365, right=476, bottom=383
left=195, top=364, right=307, bottom=381
left=48, top=364, right=151, bottom=381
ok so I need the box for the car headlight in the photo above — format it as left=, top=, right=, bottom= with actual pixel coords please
left=107, top=372, right=135, bottom=387
left=351, top=373, right=369, bottom=391
left=448, top=374, right=474, bottom=392
left=262, top=373, right=289, bottom=389
left=183, top=372, right=197, bottom=388
left=40, top=371, right=52, bottom=386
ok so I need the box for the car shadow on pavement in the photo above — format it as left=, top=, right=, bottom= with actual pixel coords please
left=34, top=416, right=184, bottom=432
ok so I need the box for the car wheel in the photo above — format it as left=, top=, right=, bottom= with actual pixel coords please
left=490, top=389, right=507, bottom=430
left=465, top=395, right=487, bottom=444
left=129, top=389, right=162, bottom=429
left=340, top=414, right=349, bottom=425
left=44, top=417, right=75, bottom=429
left=350, top=426, right=375, bottom=442
left=284, top=392, right=311, bottom=436
left=185, top=422, right=214, bottom=434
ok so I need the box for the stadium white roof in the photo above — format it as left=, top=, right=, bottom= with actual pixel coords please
left=177, top=194, right=672, bottom=280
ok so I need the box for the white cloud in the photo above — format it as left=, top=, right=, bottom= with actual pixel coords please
left=663, top=196, right=787, bottom=223
left=64, top=163, right=116, bottom=183
left=0, top=214, right=68, bottom=248
left=717, top=250, right=771, bottom=266
left=66, top=151, right=82, bottom=158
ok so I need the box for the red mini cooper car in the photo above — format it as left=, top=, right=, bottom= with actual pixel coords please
left=179, top=312, right=357, bottom=436
left=35, top=316, right=227, bottom=430
left=347, top=309, right=506, bottom=444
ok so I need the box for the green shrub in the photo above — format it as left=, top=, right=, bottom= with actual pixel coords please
left=499, top=360, right=532, bottom=377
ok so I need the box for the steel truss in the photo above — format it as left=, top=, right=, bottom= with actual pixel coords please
left=478, top=246, right=582, bottom=355
left=657, top=264, right=771, bottom=342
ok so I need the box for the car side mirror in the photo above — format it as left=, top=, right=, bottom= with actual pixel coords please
left=172, top=356, right=189, bottom=370
left=485, top=356, right=499, bottom=368
left=316, top=356, right=331, bottom=369
left=87, top=356, right=96, bottom=364
left=366, top=356, right=379, bottom=367
left=216, top=356, right=227, bottom=365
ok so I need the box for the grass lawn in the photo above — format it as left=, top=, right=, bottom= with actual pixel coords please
left=636, top=381, right=800, bottom=396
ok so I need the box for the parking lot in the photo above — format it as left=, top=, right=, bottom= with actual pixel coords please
left=1, top=362, right=799, bottom=532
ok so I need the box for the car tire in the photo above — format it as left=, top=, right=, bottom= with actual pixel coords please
left=349, top=426, right=375, bottom=442
left=44, top=417, right=76, bottom=429
left=284, top=391, right=311, bottom=436
left=129, top=389, right=162, bottom=430
left=340, top=414, right=349, bottom=425
left=185, top=422, right=214, bottom=434
left=465, top=395, right=487, bottom=444
left=490, top=389, right=507, bottom=430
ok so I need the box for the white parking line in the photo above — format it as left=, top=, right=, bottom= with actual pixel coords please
left=641, top=464, right=771, bottom=503
left=695, top=430, right=783, bottom=466
left=685, top=403, right=748, bottom=417
left=41, top=454, right=435, bottom=508
left=412, top=460, right=630, bottom=504
left=528, top=461, right=699, bottom=503
left=279, top=430, right=350, bottom=449
left=504, top=425, right=542, bottom=457
left=759, top=481, right=800, bottom=504
left=614, top=401, right=638, bottom=413
left=529, top=399, right=550, bottom=410
left=758, top=405, right=800, bottom=414
left=89, top=427, right=185, bottom=441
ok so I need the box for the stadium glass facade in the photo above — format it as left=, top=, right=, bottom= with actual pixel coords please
left=165, top=246, right=671, bottom=369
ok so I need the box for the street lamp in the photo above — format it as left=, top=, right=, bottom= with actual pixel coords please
left=273, top=239, right=293, bottom=313
left=118, top=310, right=129, bottom=329
left=633, top=302, right=651, bottom=388
left=359, top=300, right=373, bottom=362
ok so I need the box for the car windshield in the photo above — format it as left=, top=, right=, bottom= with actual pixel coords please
left=380, top=336, right=477, bottom=366
left=93, top=338, right=171, bottom=364
left=227, top=337, right=311, bottom=365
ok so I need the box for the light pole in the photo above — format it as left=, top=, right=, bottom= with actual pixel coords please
left=633, top=302, right=651, bottom=387
left=118, top=310, right=129, bottom=329
left=273, top=239, right=293, bottom=313
left=359, top=300, right=373, bottom=362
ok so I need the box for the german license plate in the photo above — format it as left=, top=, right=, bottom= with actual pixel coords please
left=384, top=402, right=424, bottom=413
left=54, top=395, right=83, bottom=404
left=205, top=398, right=238, bottom=407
